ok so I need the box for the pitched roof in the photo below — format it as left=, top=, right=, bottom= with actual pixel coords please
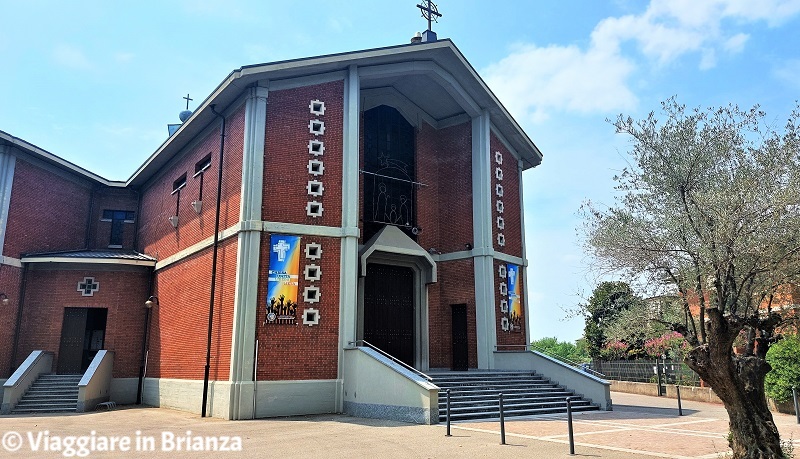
left=21, top=249, right=156, bottom=267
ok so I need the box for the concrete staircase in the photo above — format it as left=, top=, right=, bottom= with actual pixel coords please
left=11, top=374, right=80, bottom=414
left=430, top=370, right=600, bottom=422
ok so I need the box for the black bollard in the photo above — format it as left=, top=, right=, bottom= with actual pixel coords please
left=676, top=385, right=683, bottom=416
left=499, top=392, right=506, bottom=445
left=793, top=387, right=799, bottom=425
left=567, top=396, right=575, bottom=455
left=446, top=389, right=452, bottom=436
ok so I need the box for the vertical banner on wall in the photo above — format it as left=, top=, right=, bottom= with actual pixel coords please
left=266, top=234, right=301, bottom=324
left=507, top=263, right=523, bottom=332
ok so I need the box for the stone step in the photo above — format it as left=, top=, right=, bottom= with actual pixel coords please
left=440, top=404, right=600, bottom=422
left=439, top=394, right=576, bottom=407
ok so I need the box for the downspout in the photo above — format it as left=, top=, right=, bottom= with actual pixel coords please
left=136, top=269, right=154, bottom=404
left=9, top=263, right=28, bottom=373
left=202, top=104, right=226, bottom=417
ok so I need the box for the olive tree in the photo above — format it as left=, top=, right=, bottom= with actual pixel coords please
left=582, top=99, right=800, bottom=458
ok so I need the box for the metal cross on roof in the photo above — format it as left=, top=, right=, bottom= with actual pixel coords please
left=416, top=0, right=442, bottom=32
left=183, top=93, right=193, bottom=110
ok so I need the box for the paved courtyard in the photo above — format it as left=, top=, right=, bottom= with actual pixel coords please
left=0, top=392, right=798, bottom=458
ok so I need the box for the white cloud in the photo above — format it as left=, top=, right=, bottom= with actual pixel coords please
left=483, top=43, right=636, bottom=123
left=773, top=59, right=800, bottom=89
left=52, top=44, right=93, bottom=70
left=484, top=0, right=800, bottom=122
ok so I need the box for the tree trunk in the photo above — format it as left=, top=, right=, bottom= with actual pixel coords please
left=686, top=319, right=783, bottom=458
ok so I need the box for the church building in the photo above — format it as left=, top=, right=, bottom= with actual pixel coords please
left=0, top=34, right=610, bottom=423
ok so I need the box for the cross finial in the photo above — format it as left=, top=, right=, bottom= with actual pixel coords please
left=183, top=94, right=193, bottom=110
left=416, top=0, right=442, bottom=32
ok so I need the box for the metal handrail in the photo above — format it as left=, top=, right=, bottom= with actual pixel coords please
left=495, top=344, right=606, bottom=378
left=349, top=340, right=433, bottom=382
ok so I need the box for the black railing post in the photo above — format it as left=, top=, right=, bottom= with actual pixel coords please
left=676, top=385, right=683, bottom=416
left=445, top=389, right=452, bottom=436
left=656, top=359, right=664, bottom=396
left=499, top=392, right=506, bottom=445
left=793, top=387, right=799, bottom=425
left=567, top=396, right=575, bottom=455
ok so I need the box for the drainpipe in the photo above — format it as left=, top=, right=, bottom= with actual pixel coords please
left=202, top=104, right=226, bottom=418
left=136, top=269, right=155, bottom=404
left=9, top=263, right=28, bottom=374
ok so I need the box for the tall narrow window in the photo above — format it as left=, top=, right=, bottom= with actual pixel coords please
left=362, top=105, right=417, bottom=241
left=172, top=173, right=187, bottom=218
left=102, top=210, right=135, bottom=248
left=194, top=154, right=212, bottom=201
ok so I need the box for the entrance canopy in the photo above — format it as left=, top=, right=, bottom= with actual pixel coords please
left=359, top=225, right=437, bottom=284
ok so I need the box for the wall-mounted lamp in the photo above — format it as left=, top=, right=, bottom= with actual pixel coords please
left=144, top=296, right=159, bottom=309
left=0, top=293, right=9, bottom=307
left=465, top=243, right=473, bottom=251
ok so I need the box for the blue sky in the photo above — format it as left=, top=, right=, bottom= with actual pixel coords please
left=1, top=1, right=799, bottom=342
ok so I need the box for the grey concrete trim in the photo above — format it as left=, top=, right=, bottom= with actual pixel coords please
left=359, top=61, right=481, bottom=117
left=20, top=256, right=156, bottom=267
left=109, top=378, right=138, bottom=405
left=490, top=123, right=522, bottom=162
left=337, top=64, right=361, bottom=412
left=1, top=256, right=22, bottom=268
left=492, top=251, right=528, bottom=267
left=154, top=223, right=242, bottom=270
left=343, top=401, right=433, bottom=425
left=0, top=131, right=119, bottom=186
left=262, top=221, right=358, bottom=238
left=433, top=249, right=527, bottom=267
left=268, top=71, right=346, bottom=91
left=358, top=226, right=437, bottom=284
left=472, top=112, right=497, bottom=369
left=0, top=148, right=15, bottom=256
left=77, top=350, right=114, bottom=412
left=229, top=86, right=268, bottom=421
left=142, top=378, right=233, bottom=419
left=254, top=380, right=338, bottom=418
left=494, top=351, right=613, bottom=411
left=342, top=348, right=438, bottom=425
left=518, top=160, right=531, bottom=342
left=437, top=113, right=472, bottom=129
left=1, top=351, right=53, bottom=414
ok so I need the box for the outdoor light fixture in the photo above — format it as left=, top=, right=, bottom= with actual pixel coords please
left=144, top=296, right=159, bottom=309
left=0, top=293, right=9, bottom=307
left=465, top=243, right=473, bottom=250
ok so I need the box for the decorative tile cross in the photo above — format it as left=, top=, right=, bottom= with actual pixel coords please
left=77, top=277, right=99, bottom=296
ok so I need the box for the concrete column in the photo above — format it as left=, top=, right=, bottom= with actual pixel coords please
left=0, top=145, right=15, bottom=258
left=338, top=65, right=360, bottom=410
left=518, top=159, right=531, bottom=344
left=472, top=111, right=497, bottom=369
left=229, top=85, right=268, bottom=420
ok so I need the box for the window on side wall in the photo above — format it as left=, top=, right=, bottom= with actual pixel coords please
left=102, top=210, right=135, bottom=248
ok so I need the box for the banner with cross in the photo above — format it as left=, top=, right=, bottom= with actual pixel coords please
left=266, top=234, right=301, bottom=324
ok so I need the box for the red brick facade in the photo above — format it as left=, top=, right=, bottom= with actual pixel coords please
left=263, top=81, right=344, bottom=227
left=256, top=235, right=341, bottom=381
left=15, top=266, right=150, bottom=378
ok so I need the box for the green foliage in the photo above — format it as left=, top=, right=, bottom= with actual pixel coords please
left=582, top=281, right=642, bottom=358
left=530, top=337, right=590, bottom=363
left=765, top=335, right=800, bottom=403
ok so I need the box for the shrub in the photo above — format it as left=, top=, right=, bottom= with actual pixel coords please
left=599, top=339, right=628, bottom=360
left=643, top=331, right=690, bottom=360
left=765, top=335, right=800, bottom=403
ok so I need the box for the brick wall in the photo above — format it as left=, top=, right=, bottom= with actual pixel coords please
left=147, top=237, right=237, bottom=380
left=491, top=133, right=522, bottom=258
left=429, top=259, right=478, bottom=369
left=263, top=81, right=344, bottom=227
left=495, top=258, right=527, bottom=347
left=138, top=104, right=244, bottom=261
left=0, top=264, right=22, bottom=377
left=15, top=266, right=150, bottom=378
left=88, top=187, right=140, bottom=250
left=4, top=159, right=92, bottom=258
left=256, top=234, right=340, bottom=381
